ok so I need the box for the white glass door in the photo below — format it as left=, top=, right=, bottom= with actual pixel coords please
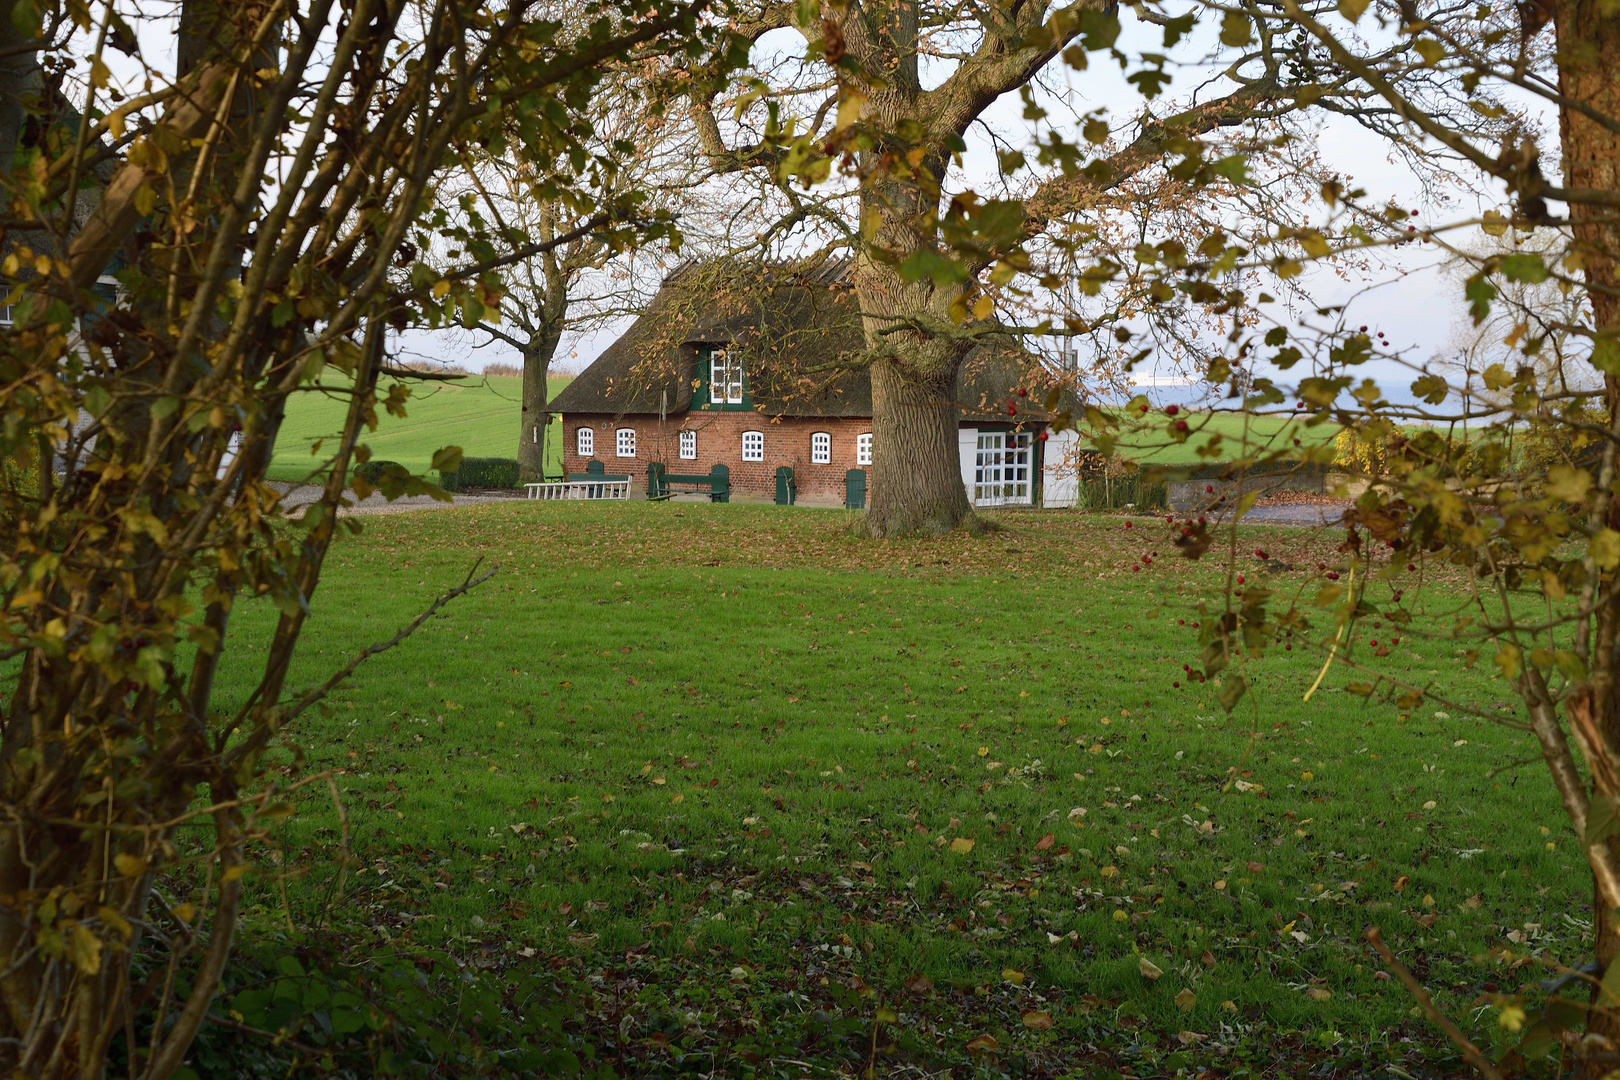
left=973, top=432, right=1032, bottom=506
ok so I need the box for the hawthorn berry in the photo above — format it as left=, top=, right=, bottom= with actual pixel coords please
left=1174, top=420, right=1189, bottom=432
left=1165, top=404, right=1180, bottom=416
left=1018, top=387, right=1028, bottom=397
left=1237, top=575, right=1245, bottom=584
left=1326, top=571, right=1340, bottom=580
left=1125, top=521, right=1133, bottom=528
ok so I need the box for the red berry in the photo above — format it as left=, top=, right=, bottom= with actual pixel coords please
left=1132, top=565, right=1141, bottom=572
left=1392, top=637, right=1400, bottom=645
left=1285, top=644, right=1292, bottom=651
left=1358, top=325, right=1368, bottom=332
left=1039, top=431, right=1048, bottom=442
left=1295, top=401, right=1304, bottom=409
left=1125, top=521, right=1133, bottom=528
left=1173, top=681, right=1180, bottom=688
left=1178, top=619, right=1185, bottom=625
left=1326, top=571, right=1340, bottom=580
left=1007, top=404, right=1017, bottom=416
left=1174, top=420, right=1189, bottom=432
left=1407, top=563, right=1416, bottom=571
left=1237, top=576, right=1245, bottom=585
left=1205, top=485, right=1214, bottom=493
left=1018, top=387, right=1028, bottom=397
left=1165, top=405, right=1180, bottom=416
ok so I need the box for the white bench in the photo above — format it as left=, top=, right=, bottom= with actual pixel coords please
left=524, top=480, right=631, bottom=500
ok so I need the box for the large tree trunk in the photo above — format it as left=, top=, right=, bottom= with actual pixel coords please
left=518, top=331, right=560, bottom=483
left=1553, top=0, right=1620, bottom=1064
left=864, top=355, right=975, bottom=536
left=852, top=144, right=981, bottom=536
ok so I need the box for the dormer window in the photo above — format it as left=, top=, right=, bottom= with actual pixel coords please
left=709, top=349, right=744, bottom=405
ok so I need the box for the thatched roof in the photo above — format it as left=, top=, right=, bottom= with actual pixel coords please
left=548, top=259, right=1069, bottom=423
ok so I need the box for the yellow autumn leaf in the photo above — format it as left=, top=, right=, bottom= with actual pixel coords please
left=1593, top=528, right=1620, bottom=570
left=1002, top=968, right=1025, bottom=984
left=221, top=865, right=248, bottom=883
left=113, top=853, right=146, bottom=878
left=1175, top=988, right=1196, bottom=1012
left=834, top=88, right=867, bottom=132
left=949, top=837, right=975, bottom=854
left=1546, top=464, right=1592, bottom=503
left=977, top=746, right=989, bottom=756
left=68, top=922, right=103, bottom=975
left=1138, top=957, right=1163, bottom=980
left=432, top=279, right=451, bottom=300
left=171, top=903, right=196, bottom=924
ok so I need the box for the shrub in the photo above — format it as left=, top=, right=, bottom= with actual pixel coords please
left=1075, top=472, right=1167, bottom=512
left=353, top=459, right=406, bottom=483
left=440, top=457, right=520, bottom=491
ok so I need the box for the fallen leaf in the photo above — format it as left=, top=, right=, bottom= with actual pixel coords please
left=1175, top=988, right=1197, bottom=1012
left=1002, top=968, right=1025, bottom=985
left=1176, top=1030, right=1206, bottom=1046
left=905, top=973, right=933, bottom=994
left=1099, top=865, right=1119, bottom=878
left=1246, top=861, right=1264, bottom=875
left=1306, top=987, right=1332, bottom=1001
left=977, top=746, right=989, bottom=756
left=1021, top=1010, right=1054, bottom=1030
left=1213, top=879, right=1227, bottom=891
left=1393, top=875, right=1410, bottom=892
left=1035, top=833, right=1054, bottom=850
left=1464, top=893, right=1483, bottom=909
left=1139, top=957, right=1163, bottom=980
left=964, top=1034, right=999, bottom=1054
left=950, top=837, right=976, bottom=855
left=1200, top=950, right=1216, bottom=968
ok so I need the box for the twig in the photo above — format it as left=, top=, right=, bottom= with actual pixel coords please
left=1365, top=927, right=1504, bottom=1080
left=285, top=560, right=499, bottom=723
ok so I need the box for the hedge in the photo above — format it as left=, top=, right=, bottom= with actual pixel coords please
left=440, top=456, right=520, bottom=491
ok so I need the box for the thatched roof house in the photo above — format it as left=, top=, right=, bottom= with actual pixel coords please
left=549, top=260, right=1082, bottom=508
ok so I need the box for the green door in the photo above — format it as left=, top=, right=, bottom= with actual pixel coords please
left=844, top=469, right=866, bottom=510
left=775, top=466, right=796, bottom=506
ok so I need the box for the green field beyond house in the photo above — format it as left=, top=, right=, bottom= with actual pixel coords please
left=209, top=503, right=1577, bottom=1077
left=267, top=373, right=572, bottom=483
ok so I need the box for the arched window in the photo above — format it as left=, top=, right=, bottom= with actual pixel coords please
left=856, top=432, right=873, bottom=466
left=577, top=427, right=594, bottom=457
left=741, top=430, right=764, bottom=462
left=616, top=428, right=636, bottom=458
left=810, top=432, right=831, bottom=464
left=679, top=430, right=697, bottom=459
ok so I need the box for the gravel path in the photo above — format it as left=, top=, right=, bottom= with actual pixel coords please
left=267, top=482, right=528, bottom=516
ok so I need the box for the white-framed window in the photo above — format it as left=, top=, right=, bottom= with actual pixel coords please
left=856, top=432, right=873, bottom=466
left=709, top=349, right=744, bottom=405
left=741, top=430, right=764, bottom=462
left=616, top=427, right=636, bottom=458
left=973, top=431, right=1032, bottom=507
left=810, top=432, right=831, bottom=465
left=679, top=429, right=697, bottom=460
left=576, top=427, right=594, bottom=457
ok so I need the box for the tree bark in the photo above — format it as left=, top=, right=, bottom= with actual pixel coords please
left=518, top=330, right=560, bottom=483
left=1553, top=0, right=1620, bottom=1063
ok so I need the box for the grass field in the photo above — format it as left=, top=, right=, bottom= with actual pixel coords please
left=267, top=373, right=572, bottom=483
left=200, top=502, right=1582, bottom=1077
left=1116, top=410, right=1342, bottom=465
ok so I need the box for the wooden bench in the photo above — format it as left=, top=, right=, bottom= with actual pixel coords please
left=647, top=463, right=730, bottom=503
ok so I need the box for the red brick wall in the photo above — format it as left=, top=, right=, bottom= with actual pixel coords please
left=562, top=412, right=875, bottom=503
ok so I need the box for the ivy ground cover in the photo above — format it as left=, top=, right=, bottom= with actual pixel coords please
left=208, top=502, right=1579, bottom=1077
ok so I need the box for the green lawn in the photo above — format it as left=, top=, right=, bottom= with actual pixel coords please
left=209, top=504, right=1575, bottom=1077
left=267, top=373, right=571, bottom=483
